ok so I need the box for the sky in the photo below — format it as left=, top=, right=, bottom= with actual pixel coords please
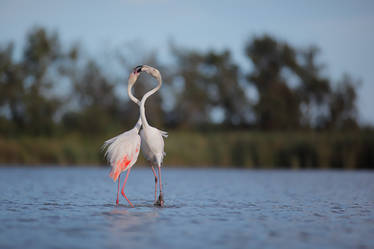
left=1, top=0, right=374, bottom=124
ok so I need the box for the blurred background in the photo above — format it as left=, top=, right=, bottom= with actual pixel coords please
left=0, top=0, right=373, bottom=168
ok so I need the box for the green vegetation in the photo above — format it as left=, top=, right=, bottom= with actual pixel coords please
left=0, top=131, right=373, bottom=169
left=0, top=27, right=372, bottom=168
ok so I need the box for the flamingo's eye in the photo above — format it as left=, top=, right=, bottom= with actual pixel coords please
left=134, top=65, right=143, bottom=73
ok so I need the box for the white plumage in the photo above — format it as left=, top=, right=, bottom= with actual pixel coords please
left=137, top=65, right=167, bottom=206
left=102, top=64, right=167, bottom=207
left=103, top=125, right=141, bottom=182
left=140, top=126, right=166, bottom=167
left=140, top=128, right=167, bottom=166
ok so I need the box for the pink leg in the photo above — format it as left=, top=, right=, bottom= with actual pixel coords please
left=157, top=166, right=164, bottom=206
left=121, top=168, right=134, bottom=208
left=151, top=166, right=158, bottom=203
left=116, top=174, right=121, bottom=205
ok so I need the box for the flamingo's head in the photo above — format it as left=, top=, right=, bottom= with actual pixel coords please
left=140, top=65, right=161, bottom=82
left=128, top=65, right=143, bottom=86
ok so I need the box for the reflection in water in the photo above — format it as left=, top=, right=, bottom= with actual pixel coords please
left=107, top=208, right=159, bottom=232
left=105, top=207, right=159, bottom=247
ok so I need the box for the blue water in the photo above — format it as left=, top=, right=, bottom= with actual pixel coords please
left=0, top=167, right=373, bottom=249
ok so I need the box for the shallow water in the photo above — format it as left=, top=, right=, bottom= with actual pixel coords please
left=0, top=167, right=373, bottom=249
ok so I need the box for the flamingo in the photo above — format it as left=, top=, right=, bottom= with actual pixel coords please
left=103, top=66, right=142, bottom=207
left=128, top=65, right=168, bottom=206
left=103, top=65, right=167, bottom=207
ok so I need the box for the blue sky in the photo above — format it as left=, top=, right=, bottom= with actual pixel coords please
left=1, top=0, right=374, bottom=123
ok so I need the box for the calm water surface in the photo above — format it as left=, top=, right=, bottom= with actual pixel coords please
left=0, top=167, right=373, bottom=249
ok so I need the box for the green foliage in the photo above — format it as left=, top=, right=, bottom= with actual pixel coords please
left=275, top=141, right=319, bottom=168
left=0, top=27, right=370, bottom=168
left=169, top=48, right=250, bottom=128
left=0, top=27, right=362, bottom=135
left=0, top=28, right=67, bottom=135
left=245, top=35, right=358, bottom=130
left=0, top=131, right=373, bottom=169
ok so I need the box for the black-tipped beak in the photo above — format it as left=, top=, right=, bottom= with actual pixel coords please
left=134, top=65, right=143, bottom=73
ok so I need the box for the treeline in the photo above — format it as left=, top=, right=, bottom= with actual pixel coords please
left=0, top=27, right=372, bottom=168
left=0, top=27, right=361, bottom=135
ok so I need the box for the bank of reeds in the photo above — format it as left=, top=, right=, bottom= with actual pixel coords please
left=0, top=131, right=373, bottom=169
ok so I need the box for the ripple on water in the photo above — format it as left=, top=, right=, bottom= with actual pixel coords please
left=313, top=212, right=325, bottom=217
left=0, top=168, right=373, bottom=249
left=331, top=205, right=345, bottom=214
left=39, top=207, right=52, bottom=211
left=268, top=230, right=279, bottom=237
left=43, top=202, right=59, bottom=206
left=46, top=215, right=61, bottom=221
left=17, top=218, right=37, bottom=223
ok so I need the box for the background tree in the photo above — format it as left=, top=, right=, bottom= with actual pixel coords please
left=62, top=60, right=121, bottom=134
left=0, top=27, right=370, bottom=168
left=245, top=35, right=301, bottom=130
left=0, top=28, right=362, bottom=136
left=325, top=74, right=359, bottom=130
left=0, top=28, right=66, bottom=136
left=245, top=35, right=358, bottom=131
left=170, top=48, right=250, bottom=128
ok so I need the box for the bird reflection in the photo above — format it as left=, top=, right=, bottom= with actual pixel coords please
left=105, top=206, right=159, bottom=244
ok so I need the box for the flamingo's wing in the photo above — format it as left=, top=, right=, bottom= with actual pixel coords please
left=140, top=127, right=167, bottom=166
left=103, top=128, right=141, bottom=182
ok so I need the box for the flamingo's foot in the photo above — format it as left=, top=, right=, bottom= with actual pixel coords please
left=116, top=199, right=119, bottom=205
left=154, top=192, right=164, bottom=207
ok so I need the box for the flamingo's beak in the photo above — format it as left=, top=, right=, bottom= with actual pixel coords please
left=133, top=65, right=143, bottom=74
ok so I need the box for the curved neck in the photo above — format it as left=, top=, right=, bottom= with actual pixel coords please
left=128, top=81, right=140, bottom=106
left=128, top=77, right=142, bottom=130
left=134, top=117, right=142, bottom=132
left=140, top=76, right=162, bottom=128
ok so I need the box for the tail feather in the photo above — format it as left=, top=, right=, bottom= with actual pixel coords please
left=109, top=168, right=121, bottom=182
left=160, top=130, right=168, bottom=138
left=102, top=128, right=140, bottom=182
